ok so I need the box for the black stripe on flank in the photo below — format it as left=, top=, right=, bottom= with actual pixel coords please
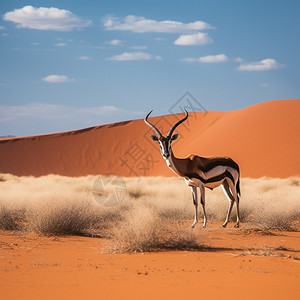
left=197, top=159, right=240, bottom=173
left=185, top=173, right=205, bottom=183
left=206, top=170, right=235, bottom=185
left=185, top=170, right=235, bottom=185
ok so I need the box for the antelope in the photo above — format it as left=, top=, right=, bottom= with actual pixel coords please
left=144, top=109, right=241, bottom=228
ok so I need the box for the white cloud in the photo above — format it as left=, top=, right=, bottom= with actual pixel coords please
left=129, top=46, right=147, bottom=50
left=106, top=39, right=122, bottom=46
left=0, top=103, right=66, bottom=122
left=55, top=42, right=67, bottom=47
left=0, top=103, right=145, bottom=136
left=0, top=26, right=6, bottom=30
left=3, top=5, right=91, bottom=31
left=43, top=75, right=75, bottom=83
left=181, top=57, right=198, bottom=63
left=234, top=57, right=243, bottom=63
left=108, top=51, right=162, bottom=61
left=182, top=54, right=228, bottom=63
left=156, top=37, right=167, bottom=41
left=103, top=15, right=213, bottom=33
left=174, top=32, right=213, bottom=46
left=78, top=55, right=91, bottom=60
left=199, top=54, right=228, bottom=63
left=0, top=103, right=139, bottom=122
left=80, top=106, right=123, bottom=115
left=238, top=58, right=283, bottom=71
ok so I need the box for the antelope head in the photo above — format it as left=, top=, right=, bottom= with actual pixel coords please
left=144, top=109, right=189, bottom=159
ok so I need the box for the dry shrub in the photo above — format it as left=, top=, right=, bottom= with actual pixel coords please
left=0, top=205, right=25, bottom=230
left=127, top=185, right=145, bottom=199
left=27, top=199, right=97, bottom=236
left=239, top=178, right=300, bottom=231
left=126, top=176, right=194, bottom=222
left=107, top=205, right=202, bottom=253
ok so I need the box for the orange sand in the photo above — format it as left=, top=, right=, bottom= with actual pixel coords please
left=0, top=99, right=299, bottom=178
left=1, top=224, right=299, bottom=300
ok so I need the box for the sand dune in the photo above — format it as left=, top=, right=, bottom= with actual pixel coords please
left=0, top=99, right=299, bottom=178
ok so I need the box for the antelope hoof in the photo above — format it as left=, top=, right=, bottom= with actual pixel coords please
left=234, top=223, right=240, bottom=228
left=191, top=220, right=198, bottom=229
left=222, top=223, right=227, bottom=228
left=202, top=224, right=206, bottom=229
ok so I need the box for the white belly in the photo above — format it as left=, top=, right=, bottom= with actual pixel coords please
left=205, top=180, right=225, bottom=189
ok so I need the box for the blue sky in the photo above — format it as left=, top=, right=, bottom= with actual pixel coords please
left=0, top=0, right=299, bottom=136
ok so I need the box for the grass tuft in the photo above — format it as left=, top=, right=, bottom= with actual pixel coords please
left=107, top=205, right=203, bottom=253
left=0, top=205, right=25, bottom=231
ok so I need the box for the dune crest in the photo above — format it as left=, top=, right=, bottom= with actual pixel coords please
left=0, top=99, right=299, bottom=178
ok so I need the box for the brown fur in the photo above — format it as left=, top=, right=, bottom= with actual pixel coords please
left=172, top=153, right=239, bottom=179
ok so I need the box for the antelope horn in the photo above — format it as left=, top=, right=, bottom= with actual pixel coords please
left=167, top=109, right=189, bottom=138
left=144, top=110, right=163, bottom=138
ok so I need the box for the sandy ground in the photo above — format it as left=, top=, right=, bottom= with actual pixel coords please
left=1, top=222, right=299, bottom=300
left=0, top=99, right=300, bottom=178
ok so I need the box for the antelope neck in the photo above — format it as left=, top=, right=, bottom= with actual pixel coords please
left=165, top=150, right=182, bottom=176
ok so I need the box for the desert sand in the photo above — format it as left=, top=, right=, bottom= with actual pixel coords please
left=1, top=99, right=300, bottom=299
left=1, top=225, right=299, bottom=300
left=0, top=99, right=300, bottom=178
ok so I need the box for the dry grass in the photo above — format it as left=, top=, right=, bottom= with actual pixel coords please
left=27, top=200, right=98, bottom=236
left=107, top=205, right=202, bottom=253
left=237, top=247, right=300, bottom=260
left=0, top=205, right=24, bottom=231
left=0, top=174, right=299, bottom=251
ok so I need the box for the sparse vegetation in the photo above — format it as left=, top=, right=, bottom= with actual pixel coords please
left=107, top=205, right=203, bottom=253
left=27, top=200, right=98, bottom=236
left=0, top=205, right=24, bottom=230
left=0, top=174, right=299, bottom=251
left=237, top=246, right=300, bottom=260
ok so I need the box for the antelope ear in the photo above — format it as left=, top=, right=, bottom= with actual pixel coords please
left=150, top=135, right=159, bottom=141
left=171, top=133, right=178, bottom=141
